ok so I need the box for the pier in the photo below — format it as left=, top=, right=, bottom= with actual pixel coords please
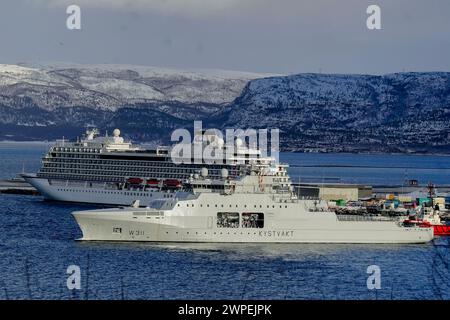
left=0, top=178, right=39, bottom=195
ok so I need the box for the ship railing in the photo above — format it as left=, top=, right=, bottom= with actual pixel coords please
left=336, top=215, right=399, bottom=222
left=271, top=194, right=320, bottom=201
left=298, top=196, right=320, bottom=200
left=133, top=211, right=164, bottom=217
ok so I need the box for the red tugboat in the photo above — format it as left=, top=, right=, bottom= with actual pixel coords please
left=402, top=183, right=450, bottom=236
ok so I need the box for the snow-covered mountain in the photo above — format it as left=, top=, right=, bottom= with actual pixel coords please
left=218, top=73, right=450, bottom=153
left=1, top=63, right=449, bottom=153
left=0, top=63, right=274, bottom=141
left=0, top=63, right=270, bottom=110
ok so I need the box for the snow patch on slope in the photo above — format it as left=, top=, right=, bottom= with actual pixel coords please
left=0, top=63, right=276, bottom=111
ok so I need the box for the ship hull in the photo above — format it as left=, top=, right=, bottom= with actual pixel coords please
left=23, top=175, right=187, bottom=207
left=72, top=210, right=434, bottom=244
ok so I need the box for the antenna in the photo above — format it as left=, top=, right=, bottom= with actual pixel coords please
left=401, top=169, right=408, bottom=196
left=427, top=182, right=434, bottom=207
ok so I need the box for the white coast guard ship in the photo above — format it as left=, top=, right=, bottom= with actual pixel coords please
left=72, top=164, right=434, bottom=244
left=23, top=127, right=274, bottom=206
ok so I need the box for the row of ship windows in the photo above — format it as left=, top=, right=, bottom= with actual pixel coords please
left=47, top=156, right=261, bottom=167
left=56, top=188, right=175, bottom=197
left=41, top=169, right=217, bottom=176
left=52, top=148, right=101, bottom=153
left=42, top=172, right=239, bottom=181
left=41, top=172, right=219, bottom=180
left=43, top=160, right=238, bottom=170
left=41, top=165, right=226, bottom=173
left=41, top=167, right=223, bottom=175
left=51, top=154, right=100, bottom=159
left=50, top=153, right=254, bottom=163
left=180, top=203, right=288, bottom=209
left=43, top=159, right=248, bottom=170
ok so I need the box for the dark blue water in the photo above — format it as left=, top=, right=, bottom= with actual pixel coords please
left=1, top=194, right=449, bottom=300
left=1, top=142, right=450, bottom=300
left=0, top=142, right=51, bottom=180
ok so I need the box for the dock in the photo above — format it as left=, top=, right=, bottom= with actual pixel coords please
left=0, top=178, right=40, bottom=195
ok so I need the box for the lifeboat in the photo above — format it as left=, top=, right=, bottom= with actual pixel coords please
left=146, top=179, right=160, bottom=188
left=127, top=177, right=144, bottom=185
left=163, top=179, right=182, bottom=189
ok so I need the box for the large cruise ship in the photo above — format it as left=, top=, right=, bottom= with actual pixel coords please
left=72, top=164, right=434, bottom=244
left=23, top=128, right=275, bottom=206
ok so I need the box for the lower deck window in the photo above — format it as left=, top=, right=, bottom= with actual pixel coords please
left=217, top=212, right=239, bottom=228
left=241, top=212, right=264, bottom=228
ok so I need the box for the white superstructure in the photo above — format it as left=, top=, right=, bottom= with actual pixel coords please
left=72, top=164, right=434, bottom=244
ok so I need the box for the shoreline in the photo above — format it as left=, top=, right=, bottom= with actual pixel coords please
left=0, top=140, right=449, bottom=156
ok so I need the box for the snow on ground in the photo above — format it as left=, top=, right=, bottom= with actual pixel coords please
left=0, top=63, right=277, bottom=109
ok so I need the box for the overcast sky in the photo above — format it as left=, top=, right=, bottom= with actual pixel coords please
left=1, top=0, right=449, bottom=74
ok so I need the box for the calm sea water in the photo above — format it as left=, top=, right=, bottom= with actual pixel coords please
left=0, top=142, right=449, bottom=300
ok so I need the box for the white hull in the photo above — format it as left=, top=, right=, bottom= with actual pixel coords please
left=72, top=193, right=434, bottom=244
left=73, top=215, right=433, bottom=244
left=24, top=176, right=185, bottom=206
